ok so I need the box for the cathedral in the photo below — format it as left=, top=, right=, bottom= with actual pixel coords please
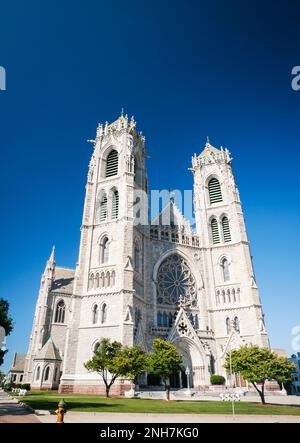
left=22, top=113, right=269, bottom=394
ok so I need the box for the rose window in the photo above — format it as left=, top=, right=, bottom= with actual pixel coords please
left=156, top=254, right=197, bottom=306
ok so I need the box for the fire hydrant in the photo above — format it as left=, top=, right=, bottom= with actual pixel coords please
left=56, top=399, right=67, bottom=423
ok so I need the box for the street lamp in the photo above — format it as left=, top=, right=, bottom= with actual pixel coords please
left=185, top=366, right=192, bottom=396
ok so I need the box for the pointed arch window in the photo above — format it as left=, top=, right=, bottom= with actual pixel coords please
left=95, top=273, right=100, bottom=288
left=233, top=316, right=240, bottom=333
left=112, top=190, right=119, bottom=219
left=221, top=258, right=230, bottom=282
left=106, top=271, right=110, bottom=288
left=226, top=317, right=231, bottom=335
left=227, top=289, right=231, bottom=303
left=208, top=178, right=222, bottom=204
left=163, top=312, right=168, bottom=327
left=44, top=366, right=50, bottom=381
left=36, top=366, right=40, bottom=381
left=211, top=218, right=220, bottom=244
left=101, top=303, right=108, bottom=324
left=99, top=194, right=108, bottom=222
left=88, top=274, right=94, bottom=290
left=106, top=149, right=118, bottom=177
left=92, top=304, right=99, bottom=324
left=54, top=367, right=58, bottom=381
left=55, top=300, right=65, bottom=323
left=222, top=216, right=231, bottom=242
left=100, top=237, right=109, bottom=264
left=111, top=270, right=116, bottom=287
left=100, top=272, right=105, bottom=287
left=157, top=311, right=162, bottom=326
left=232, top=288, right=236, bottom=302
left=222, top=290, right=226, bottom=303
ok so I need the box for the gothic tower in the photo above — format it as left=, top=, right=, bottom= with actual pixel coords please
left=59, top=113, right=148, bottom=394
left=191, top=140, right=269, bottom=374
left=23, top=247, right=55, bottom=382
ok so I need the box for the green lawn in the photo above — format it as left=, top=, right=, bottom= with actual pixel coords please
left=16, top=391, right=300, bottom=416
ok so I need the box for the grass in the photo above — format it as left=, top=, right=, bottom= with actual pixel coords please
left=16, top=391, right=300, bottom=416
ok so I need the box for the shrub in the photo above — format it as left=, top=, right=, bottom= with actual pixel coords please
left=4, top=382, right=15, bottom=391
left=210, top=374, right=226, bottom=385
left=21, top=383, right=31, bottom=390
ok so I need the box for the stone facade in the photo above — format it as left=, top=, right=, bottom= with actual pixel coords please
left=7, top=353, right=26, bottom=384
left=22, top=113, right=269, bottom=393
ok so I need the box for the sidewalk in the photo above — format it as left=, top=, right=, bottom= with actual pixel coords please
left=37, top=411, right=300, bottom=423
left=0, top=390, right=40, bottom=423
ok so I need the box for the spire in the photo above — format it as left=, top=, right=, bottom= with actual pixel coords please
left=205, top=136, right=210, bottom=147
left=41, top=245, right=55, bottom=286
left=49, top=245, right=55, bottom=266
left=45, top=245, right=55, bottom=273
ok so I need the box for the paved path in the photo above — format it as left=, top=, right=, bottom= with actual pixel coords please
left=0, top=390, right=40, bottom=423
left=37, top=411, right=300, bottom=423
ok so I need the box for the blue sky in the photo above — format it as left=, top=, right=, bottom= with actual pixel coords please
left=0, top=0, right=300, bottom=372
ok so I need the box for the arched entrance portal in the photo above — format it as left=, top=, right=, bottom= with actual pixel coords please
left=170, top=336, right=208, bottom=389
left=170, top=349, right=192, bottom=389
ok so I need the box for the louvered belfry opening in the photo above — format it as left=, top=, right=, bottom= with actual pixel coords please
left=105, top=149, right=118, bottom=177
left=112, top=190, right=119, bottom=219
left=208, top=178, right=222, bottom=204
left=99, top=194, right=107, bottom=222
left=222, top=216, right=231, bottom=242
left=211, top=218, right=220, bottom=244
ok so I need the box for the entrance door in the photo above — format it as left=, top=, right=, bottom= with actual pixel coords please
left=181, top=370, right=188, bottom=388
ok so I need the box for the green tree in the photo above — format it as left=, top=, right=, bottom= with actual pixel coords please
left=225, top=346, right=295, bottom=404
left=84, top=339, right=148, bottom=397
left=115, top=345, right=148, bottom=384
left=84, top=338, right=122, bottom=397
left=0, top=298, right=14, bottom=366
left=148, top=339, right=183, bottom=401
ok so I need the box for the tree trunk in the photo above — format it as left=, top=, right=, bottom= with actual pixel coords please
left=104, top=382, right=110, bottom=398
left=252, top=382, right=266, bottom=405
left=165, top=380, right=170, bottom=401
left=261, top=382, right=266, bottom=405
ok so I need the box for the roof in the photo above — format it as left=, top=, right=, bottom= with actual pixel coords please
left=9, top=353, right=26, bottom=373
left=34, top=338, right=62, bottom=361
left=152, top=201, right=191, bottom=231
left=199, top=142, right=221, bottom=158
left=51, top=267, right=75, bottom=294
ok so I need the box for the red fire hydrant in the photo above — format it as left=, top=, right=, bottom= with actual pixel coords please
left=56, top=399, right=67, bottom=423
